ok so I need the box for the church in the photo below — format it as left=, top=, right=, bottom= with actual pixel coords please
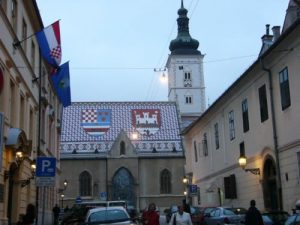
left=60, top=0, right=206, bottom=211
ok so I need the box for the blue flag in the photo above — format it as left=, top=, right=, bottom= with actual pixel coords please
left=51, top=62, right=71, bottom=107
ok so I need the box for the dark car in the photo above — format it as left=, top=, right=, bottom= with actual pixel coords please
left=261, top=211, right=289, bottom=225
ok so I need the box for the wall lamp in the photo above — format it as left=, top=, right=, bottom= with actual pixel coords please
left=4, top=151, right=30, bottom=180
left=238, top=155, right=260, bottom=175
left=20, top=160, right=36, bottom=188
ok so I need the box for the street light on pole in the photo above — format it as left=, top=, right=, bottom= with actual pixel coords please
left=61, top=194, right=65, bottom=209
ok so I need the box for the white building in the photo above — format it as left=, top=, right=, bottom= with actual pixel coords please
left=182, top=0, right=300, bottom=212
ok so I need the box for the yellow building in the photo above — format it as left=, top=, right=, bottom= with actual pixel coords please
left=0, top=0, right=63, bottom=224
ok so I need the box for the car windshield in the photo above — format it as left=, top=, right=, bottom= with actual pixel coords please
left=88, top=209, right=129, bottom=223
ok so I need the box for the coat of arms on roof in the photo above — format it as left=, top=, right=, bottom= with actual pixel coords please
left=132, top=109, right=161, bottom=136
left=81, top=109, right=111, bottom=136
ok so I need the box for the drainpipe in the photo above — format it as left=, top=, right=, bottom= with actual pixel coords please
left=260, top=58, right=283, bottom=210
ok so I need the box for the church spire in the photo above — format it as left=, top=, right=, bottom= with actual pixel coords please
left=169, top=0, right=200, bottom=55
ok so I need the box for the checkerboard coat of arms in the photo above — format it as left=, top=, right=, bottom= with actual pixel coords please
left=132, top=109, right=161, bottom=136
left=81, top=109, right=111, bottom=136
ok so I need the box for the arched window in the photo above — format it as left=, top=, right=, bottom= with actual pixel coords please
left=79, top=171, right=91, bottom=196
left=160, top=169, right=171, bottom=194
left=120, top=141, right=126, bottom=155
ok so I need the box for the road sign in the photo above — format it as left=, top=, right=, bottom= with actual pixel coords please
left=189, top=184, right=198, bottom=194
left=36, top=157, right=56, bottom=177
left=75, top=196, right=82, bottom=203
left=36, top=177, right=55, bottom=187
left=100, top=192, right=107, bottom=201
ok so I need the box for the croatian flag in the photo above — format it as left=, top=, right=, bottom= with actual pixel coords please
left=36, top=21, right=61, bottom=68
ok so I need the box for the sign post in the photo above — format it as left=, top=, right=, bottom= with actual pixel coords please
left=36, top=157, right=56, bottom=225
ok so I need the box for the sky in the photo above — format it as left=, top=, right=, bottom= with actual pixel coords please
left=36, top=0, right=289, bottom=105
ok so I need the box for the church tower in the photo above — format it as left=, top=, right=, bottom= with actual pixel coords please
left=166, top=0, right=206, bottom=128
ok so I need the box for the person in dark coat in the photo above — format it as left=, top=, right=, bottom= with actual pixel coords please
left=52, top=204, right=61, bottom=225
left=245, top=200, right=264, bottom=225
left=22, top=204, right=36, bottom=225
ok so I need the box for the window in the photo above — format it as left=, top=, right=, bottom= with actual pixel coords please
left=224, top=174, right=237, bottom=199
left=240, top=142, right=245, bottom=157
left=79, top=171, right=92, bottom=196
left=185, top=96, right=192, bottom=104
left=214, top=123, right=219, bottom=149
left=202, top=133, right=208, bottom=156
left=160, top=169, right=171, bottom=194
left=259, top=85, right=269, bottom=122
left=9, top=80, right=15, bottom=126
left=31, top=41, right=35, bottom=69
left=22, top=18, right=27, bottom=51
left=242, top=99, right=249, bottom=132
left=298, top=152, right=300, bottom=179
left=194, top=141, right=198, bottom=162
left=120, top=141, right=125, bottom=155
left=1, top=0, right=7, bottom=13
left=184, top=72, right=191, bottom=80
left=228, top=110, right=235, bottom=140
left=184, top=71, right=192, bottom=87
left=20, top=94, right=25, bottom=130
left=279, top=67, right=291, bottom=110
left=11, top=0, right=17, bottom=32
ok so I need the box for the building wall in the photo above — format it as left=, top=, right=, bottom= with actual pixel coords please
left=0, top=1, right=62, bottom=224
left=182, top=20, right=300, bottom=212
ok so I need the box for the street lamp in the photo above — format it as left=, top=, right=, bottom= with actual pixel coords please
left=63, top=179, right=68, bottom=190
left=61, top=194, right=65, bottom=208
left=238, top=155, right=260, bottom=175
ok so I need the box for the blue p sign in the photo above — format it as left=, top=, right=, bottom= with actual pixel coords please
left=36, top=157, right=56, bottom=177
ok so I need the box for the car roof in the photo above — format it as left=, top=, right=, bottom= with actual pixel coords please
left=88, top=206, right=126, bottom=214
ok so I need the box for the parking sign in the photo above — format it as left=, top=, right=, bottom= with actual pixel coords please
left=36, top=157, right=56, bottom=177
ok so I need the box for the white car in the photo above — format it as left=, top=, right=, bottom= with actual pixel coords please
left=85, top=206, right=137, bottom=225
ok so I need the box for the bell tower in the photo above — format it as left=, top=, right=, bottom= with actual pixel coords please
left=166, top=0, right=206, bottom=127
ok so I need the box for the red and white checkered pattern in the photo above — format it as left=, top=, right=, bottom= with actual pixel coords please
left=82, top=109, right=97, bottom=123
left=50, top=46, right=61, bottom=60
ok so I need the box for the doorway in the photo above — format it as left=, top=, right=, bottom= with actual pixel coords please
left=111, top=167, right=135, bottom=206
left=262, top=157, right=278, bottom=210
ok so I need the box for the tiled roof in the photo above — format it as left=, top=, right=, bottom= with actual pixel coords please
left=60, top=102, right=183, bottom=156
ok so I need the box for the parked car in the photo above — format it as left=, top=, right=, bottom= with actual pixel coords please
left=261, top=211, right=289, bottom=225
left=284, top=213, right=300, bottom=225
left=204, top=207, right=243, bottom=225
left=84, top=206, right=136, bottom=225
left=226, top=207, right=247, bottom=224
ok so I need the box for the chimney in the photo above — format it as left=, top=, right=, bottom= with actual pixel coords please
left=262, top=24, right=273, bottom=44
left=259, top=24, right=274, bottom=56
left=272, top=26, right=281, bottom=42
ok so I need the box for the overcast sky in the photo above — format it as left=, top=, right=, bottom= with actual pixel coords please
left=36, top=0, right=289, bottom=105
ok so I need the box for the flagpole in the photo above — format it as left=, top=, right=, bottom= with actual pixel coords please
left=35, top=48, right=42, bottom=225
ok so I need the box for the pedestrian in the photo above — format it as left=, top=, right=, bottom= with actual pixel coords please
left=182, top=199, right=191, bottom=214
left=142, top=203, right=160, bottom=225
left=22, top=204, right=36, bottom=225
left=52, top=203, right=60, bottom=225
left=169, top=205, right=192, bottom=225
left=245, top=200, right=264, bottom=225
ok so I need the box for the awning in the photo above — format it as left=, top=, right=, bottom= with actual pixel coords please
left=5, top=128, right=31, bottom=153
